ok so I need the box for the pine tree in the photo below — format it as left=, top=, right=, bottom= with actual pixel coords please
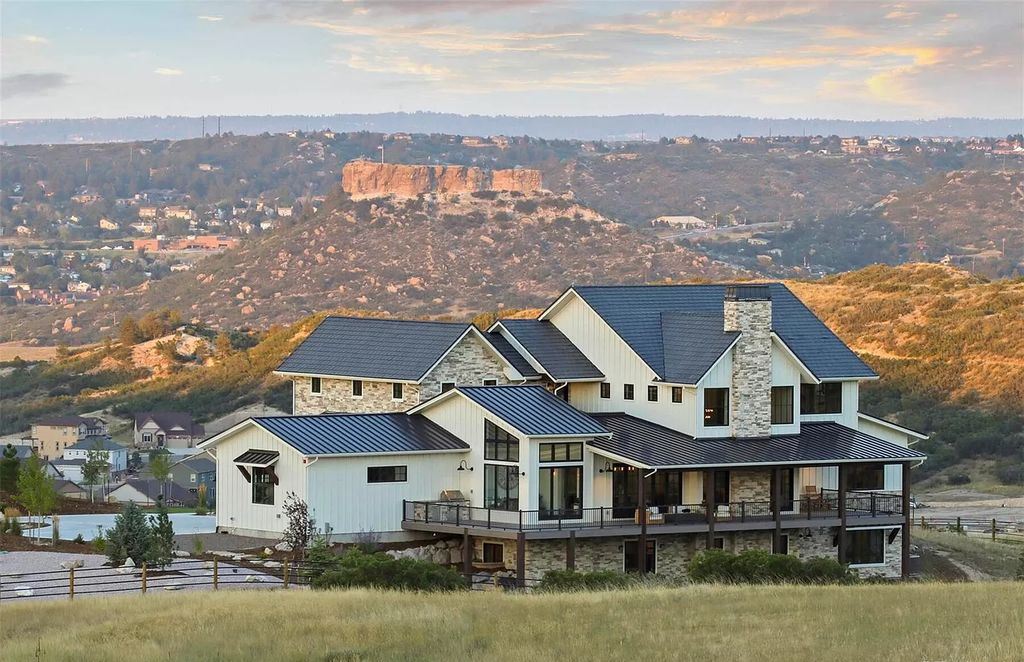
left=148, top=497, right=176, bottom=568
left=105, top=502, right=152, bottom=566
left=0, top=443, right=20, bottom=493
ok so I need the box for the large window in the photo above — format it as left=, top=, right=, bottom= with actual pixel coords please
left=704, top=388, right=729, bottom=427
left=539, top=443, right=582, bottom=462
left=612, top=466, right=682, bottom=518
left=484, top=464, right=519, bottom=510
left=367, top=465, right=407, bottom=483
left=310, top=377, right=322, bottom=394
left=484, top=420, right=519, bottom=462
left=846, top=529, right=885, bottom=565
left=713, top=470, right=730, bottom=506
left=800, top=383, right=843, bottom=414
left=539, top=466, right=582, bottom=519
left=848, top=464, right=885, bottom=490
left=771, top=386, right=794, bottom=425
left=624, top=539, right=657, bottom=573
left=252, top=467, right=274, bottom=505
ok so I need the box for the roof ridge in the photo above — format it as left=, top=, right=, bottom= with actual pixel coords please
left=321, top=315, right=469, bottom=327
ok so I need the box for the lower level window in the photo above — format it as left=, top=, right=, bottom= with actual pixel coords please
left=712, top=537, right=725, bottom=550
left=846, top=529, right=885, bottom=565
left=252, top=467, right=274, bottom=505
left=367, top=465, right=407, bottom=483
left=624, top=539, right=656, bottom=573
left=483, top=542, right=504, bottom=564
left=484, top=464, right=519, bottom=510
left=774, top=534, right=790, bottom=555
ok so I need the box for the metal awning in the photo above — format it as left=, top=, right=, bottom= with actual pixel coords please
left=233, top=450, right=280, bottom=467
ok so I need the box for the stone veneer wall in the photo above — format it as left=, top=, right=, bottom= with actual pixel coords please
left=723, top=296, right=773, bottom=438
left=292, top=375, right=420, bottom=415
left=730, top=470, right=771, bottom=503
left=419, top=334, right=512, bottom=400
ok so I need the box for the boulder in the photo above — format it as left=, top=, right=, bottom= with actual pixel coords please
left=122, top=557, right=136, bottom=568
left=59, top=559, right=85, bottom=570
left=263, top=547, right=274, bottom=557
left=172, top=550, right=190, bottom=558
left=263, top=561, right=282, bottom=568
left=274, top=541, right=292, bottom=552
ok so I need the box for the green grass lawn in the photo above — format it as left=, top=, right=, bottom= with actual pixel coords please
left=3, top=582, right=1023, bottom=661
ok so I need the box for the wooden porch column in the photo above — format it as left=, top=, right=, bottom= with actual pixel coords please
left=902, top=461, right=912, bottom=579
left=837, top=464, right=848, bottom=564
left=516, top=533, right=526, bottom=589
left=566, top=531, right=576, bottom=571
left=771, top=467, right=782, bottom=553
left=704, top=468, right=715, bottom=550
left=638, top=468, right=647, bottom=574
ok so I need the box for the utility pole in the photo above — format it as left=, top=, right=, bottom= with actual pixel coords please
left=378, top=142, right=385, bottom=164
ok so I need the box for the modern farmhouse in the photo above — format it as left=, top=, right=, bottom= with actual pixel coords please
left=201, top=284, right=926, bottom=582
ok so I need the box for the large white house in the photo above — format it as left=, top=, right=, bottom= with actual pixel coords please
left=201, top=284, right=926, bottom=583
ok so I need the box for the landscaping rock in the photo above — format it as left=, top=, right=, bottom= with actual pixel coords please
left=263, top=547, right=274, bottom=557
left=172, top=550, right=190, bottom=558
left=263, top=561, right=282, bottom=568
left=59, top=559, right=85, bottom=570
left=274, top=542, right=292, bottom=552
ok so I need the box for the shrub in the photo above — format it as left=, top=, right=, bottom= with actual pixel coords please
left=688, top=549, right=857, bottom=585
left=538, top=570, right=636, bottom=592
left=995, top=463, right=1024, bottom=486
left=312, top=549, right=466, bottom=592
left=9, top=518, right=23, bottom=536
left=946, top=472, right=971, bottom=486
left=92, top=535, right=106, bottom=553
left=73, top=533, right=85, bottom=544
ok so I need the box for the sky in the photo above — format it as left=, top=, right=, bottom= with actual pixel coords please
left=2, top=0, right=1022, bottom=121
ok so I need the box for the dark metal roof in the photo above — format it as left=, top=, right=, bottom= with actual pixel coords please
left=571, top=283, right=875, bottom=380
left=456, top=386, right=609, bottom=437
left=486, top=330, right=541, bottom=378
left=497, top=319, right=603, bottom=381
left=277, top=316, right=471, bottom=381
left=233, top=449, right=280, bottom=466
left=588, top=414, right=925, bottom=469
left=66, top=436, right=125, bottom=451
left=252, top=413, right=469, bottom=456
left=660, top=313, right=739, bottom=384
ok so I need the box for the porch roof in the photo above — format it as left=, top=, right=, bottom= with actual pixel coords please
left=587, top=414, right=926, bottom=469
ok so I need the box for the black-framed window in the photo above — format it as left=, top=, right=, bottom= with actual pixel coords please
left=352, top=380, right=363, bottom=397
left=367, top=465, right=407, bottom=483
left=771, top=386, right=794, bottom=424
left=484, top=464, right=519, bottom=510
left=713, top=470, right=730, bottom=506
left=252, top=467, right=274, bottom=505
left=848, top=464, right=885, bottom=490
left=441, top=382, right=456, bottom=393
left=624, top=384, right=635, bottom=400
left=800, top=382, right=843, bottom=414
left=671, top=386, right=683, bottom=403
left=647, top=385, right=658, bottom=402
left=846, top=529, right=885, bottom=565
left=483, top=379, right=498, bottom=387
left=712, top=537, right=725, bottom=550
left=483, top=542, right=504, bottom=564
left=539, top=443, right=582, bottom=462
left=612, top=466, right=682, bottom=517
left=392, top=382, right=404, bottom=400
left=539, top=466, right=582, bottom=519
left=704, top=388, right=729, bottom=427
left=484, top=420, right=519, bottom=462
left=624, top=539, right=656, bottom=573
left=310, top=377, right=322, bottom=394
left=600, top=382, right=611, bottom=399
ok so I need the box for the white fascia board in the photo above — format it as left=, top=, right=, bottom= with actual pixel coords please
left=858, top=412, right=929, bottom=440
left=770, top=332, right=819, bottom=384
left=587, top=445, right=652, bottom=470
left=490, top=321, right=548, bottom=376
left=406, top=387, right=464, bottom=415
left=197, top=418, right=258, bottom=449
left=693, top=334, right=743, bottom=388
left=303, top=448, right=469, bottom=460
left=537, top=286, right=577, bottom=321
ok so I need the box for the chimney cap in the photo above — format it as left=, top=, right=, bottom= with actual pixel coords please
left=725, top=284, right=771, bottom=301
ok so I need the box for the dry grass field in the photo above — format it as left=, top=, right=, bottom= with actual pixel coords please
left=2, top=582, right=1023, bottom=661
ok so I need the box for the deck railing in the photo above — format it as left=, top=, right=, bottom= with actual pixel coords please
left=403, top=490, right=902, bottom=533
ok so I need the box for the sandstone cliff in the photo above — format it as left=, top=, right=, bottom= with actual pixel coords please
left=342, top=161, right=542, bottom=199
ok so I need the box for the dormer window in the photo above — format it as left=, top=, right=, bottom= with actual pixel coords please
left=800, top=383, right=842, bottom=414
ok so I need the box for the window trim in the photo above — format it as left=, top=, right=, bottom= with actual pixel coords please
left=671, top=386, right=683, bottom=404
left=251, top=466, right=275, bottom=506
left=310, top=376, right=322, bottom=394
left=703, top=387, right=730, bottom=427
left=800, top=382, right=843, bottom=415
left=392, top=382, right=404, bottom=401
left=367, top=465, right=408, bottom=484
left=771, top=385, right=794, bottom=425
left=600, top=382, right=611, bottom=399
left=351, top=379, right=363, bottom=398
left=647, top=385, right=658, bottom=402
left=845, top=528, right=887, bottom=567
left=484, top=420, right=520, bottom=462
left=482, top=542, right=504, bottom=564
left=623, top=384, right=635, bottom=401
left=539, top=442, right=583, bottom=463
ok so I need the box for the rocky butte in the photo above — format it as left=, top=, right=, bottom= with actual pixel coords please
left=342, top=160, right=543, bottom=200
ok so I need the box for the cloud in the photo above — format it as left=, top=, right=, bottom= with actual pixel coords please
left=154, top=68, right=184, bottom=76
left=1, top=72, right=69, bottom=99
left=198, top=15, right=223, bottom=22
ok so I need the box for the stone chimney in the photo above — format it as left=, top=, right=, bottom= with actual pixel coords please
left=723, top=285, right=773, bottom=438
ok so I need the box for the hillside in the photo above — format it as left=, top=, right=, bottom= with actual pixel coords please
left=6, top=183, right=741, bottom=341
left=4, top=584, right=1023, bottom=661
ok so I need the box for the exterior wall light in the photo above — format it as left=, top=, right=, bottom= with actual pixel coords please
left=457, top=460, right=474, bottom=472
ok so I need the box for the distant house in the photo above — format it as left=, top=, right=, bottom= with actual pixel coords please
left=170, top=453, right=217, bottom=505
left=138, top=206, right=159, bottom=220
left=652, top=215, right=711, bottom=230
left=30, top=415, right=108, bottom=461
left=108, top=478, right=194, bottom=506
left=99, top=218, right=120, bottom=231
left=53, top=479, right=88, bottom=500
left=134, top=412, right=206, bottom=450
left=61, top=436, right=128, bottom=482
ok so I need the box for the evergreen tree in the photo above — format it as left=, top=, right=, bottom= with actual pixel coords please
left=148, top=497, right=176, bottom=567
left=0, top=443, right=21, bottom=493
left=105, top=502, right=152, bottom=566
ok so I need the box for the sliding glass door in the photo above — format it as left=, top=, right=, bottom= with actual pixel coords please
left=538, top=466, right=582, bottom=519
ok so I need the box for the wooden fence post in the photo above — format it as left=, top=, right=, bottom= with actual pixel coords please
left=992, top=518, right=997, bottom=541
left=69, top=566, right=75, bottom=601
left=141, top=564, right=147, bottom=594
left=956, top=516, right=962, bottom=533
left=283, top=561, right=290, bottom=589
left=213, top=558, right=219, bottom=590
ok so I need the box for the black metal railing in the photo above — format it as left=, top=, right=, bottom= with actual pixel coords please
left=403, top=491, right=902, bottom=533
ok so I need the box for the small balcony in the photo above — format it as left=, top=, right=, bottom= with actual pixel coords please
left=402, top=489, right=905, bottom=539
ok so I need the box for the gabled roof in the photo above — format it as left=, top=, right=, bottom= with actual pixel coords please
left=491, top=319, right=603, bottom=381
left=110, top=479, right=194, bottom=503
left=135, top=412, right=204, bottom=437
left=66, top=436, right=125, bottom=452
left=34, top=415, right=89, bottom=427
left=545, top=283, right=875, bottom=381
left=441, top=386, right=610, bottom=438
left=485, top=330, right=541, bottom=379
left=276, top=316, right=519, bottom=382
left=172, top=454, right=216, bottom=474
left=588, top=414, right=925, bottom=469
left=660, top=313, right=740, bottom=385
left=244, top=413, right=470, bottom=457
left=858, top=412, right=929, bottom=440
